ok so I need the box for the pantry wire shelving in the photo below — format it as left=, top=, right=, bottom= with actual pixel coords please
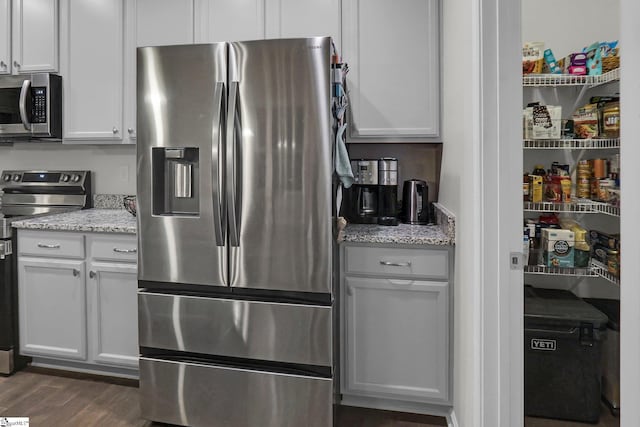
left=525, top=261, right=620, bottom=286
left=590, top=260, right=620, bottom=286
left=522, top=68, right=620, bottom=87
left=524, top=265, right=598, bottom=277
left=524, top=199, right=620, bottom=217
left=523, top=138, right=620, bottom=150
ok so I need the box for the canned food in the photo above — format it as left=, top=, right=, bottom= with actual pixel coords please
left=607, top=250, right=620, bottom=277
left=592, top=159, right=607, bottom=179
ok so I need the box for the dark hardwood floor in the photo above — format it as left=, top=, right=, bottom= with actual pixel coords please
left=524, top=405, right=619, bottom=427
left=0, top=367, right=447, bottom=427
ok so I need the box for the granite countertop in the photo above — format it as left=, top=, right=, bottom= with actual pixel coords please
left=340, top=203, right=456, bottom=246
left=342, top=223, right=452, bottom=245
left=12, top=209, right=137, bottom=234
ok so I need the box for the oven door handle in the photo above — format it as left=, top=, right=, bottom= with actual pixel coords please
left=19, top=79, right=32, bottom=131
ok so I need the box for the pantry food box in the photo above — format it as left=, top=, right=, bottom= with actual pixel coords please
left=541, top=228, right=575, bottom=268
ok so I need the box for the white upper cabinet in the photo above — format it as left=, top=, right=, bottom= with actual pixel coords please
left=134, top=0, right=194, bottom=47
left=342, top=0, right=440, bottom=141
left=265, top=0, right=341, bottom=48
left=0, top=0, right=58, bottom=75
left=123, top=0, right=195, bottom=143
left=0, top=1, right=10, bottom=74
left=60, top=0, right=124, bottom=142
left=195, top=0, right=265, bottom=43
left=12, top=0, right=58, bottom=74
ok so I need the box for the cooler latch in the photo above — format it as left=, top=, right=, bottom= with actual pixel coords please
left=579, top=322, right=594, bottom=346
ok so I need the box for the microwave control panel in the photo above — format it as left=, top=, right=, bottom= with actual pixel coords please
left=31, top=87, right=47, bottom=123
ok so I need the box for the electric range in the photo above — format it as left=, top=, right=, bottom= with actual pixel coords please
left=0, top=170, right=91, bottom=375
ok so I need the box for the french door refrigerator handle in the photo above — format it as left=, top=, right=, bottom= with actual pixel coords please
left=212, top=81, right=226, bottom=246
left=226, top=81, right=241, bottom=247
left=19, top=79, right=32, bottom=131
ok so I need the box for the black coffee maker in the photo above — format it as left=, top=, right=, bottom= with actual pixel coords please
left=343, top=158, right=399, bottom=226
left=377, top=158, right=399, bottom=226
left=344, top=159, right=379, bottom=224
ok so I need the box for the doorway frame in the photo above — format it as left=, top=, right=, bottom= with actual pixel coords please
left=483, top=1, right=639, bottom=426
left=478, top=0, right=524, bottom=424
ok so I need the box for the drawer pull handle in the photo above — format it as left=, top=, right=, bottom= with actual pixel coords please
left=37, top=243, right=60, bottom=249
left=89, top=271, right=96, bottom=279
left=379, top=260, right=411, bottom=267
left=113, top=248, right=137, bottom=254
left=72, top=269, right=80, bottom=277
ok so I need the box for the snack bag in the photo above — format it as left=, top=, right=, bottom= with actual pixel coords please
left=573, top=103, right=599, bottom=139
left=583, top=42, right=602, bottom=76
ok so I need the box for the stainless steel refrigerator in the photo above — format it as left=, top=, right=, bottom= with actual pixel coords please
left=136, top=38, right=335, bottom=427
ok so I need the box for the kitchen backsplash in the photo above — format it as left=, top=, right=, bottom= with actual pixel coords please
left=347, top=143, right=442, bottom=202
left=93, top=194, right=133, bottom=209
left=0, top=144, right=136, bottom=194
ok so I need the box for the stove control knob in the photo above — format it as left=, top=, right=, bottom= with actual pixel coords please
left=2, top=174, right=11, bottom=182
left=12, top=174, right=20, bottom=182
left=71, top=174, right=81, bottom=183
left=61, top=174, right=70, bottom=182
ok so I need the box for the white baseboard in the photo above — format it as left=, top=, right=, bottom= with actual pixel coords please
left=30, top=358, right=139, bottom=380
left=447, top=408, right=459, bottom=427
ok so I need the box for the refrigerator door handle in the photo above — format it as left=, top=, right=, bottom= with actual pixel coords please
left=226, top=81, right=241, bottom=247
left=212, top=81, right=226, bottom=246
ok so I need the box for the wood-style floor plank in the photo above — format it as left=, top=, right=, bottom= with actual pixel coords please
left=0, top=368, right=448, bottom=427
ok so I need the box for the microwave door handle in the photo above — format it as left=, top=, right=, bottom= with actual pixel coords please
left=211, top=81, right=226, bottom=246
left=226, top=82, right=241, bottom=247
left=19, top=79, right=31, bottom=131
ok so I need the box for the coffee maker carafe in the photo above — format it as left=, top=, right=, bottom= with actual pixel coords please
left=345, top=159, right=379, bottom=224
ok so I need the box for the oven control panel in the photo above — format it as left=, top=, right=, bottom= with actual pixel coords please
left=0, top=170, right=89, bottom=187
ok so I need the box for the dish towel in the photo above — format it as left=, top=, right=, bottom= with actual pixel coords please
left=335, top=122, right=354, bottom=188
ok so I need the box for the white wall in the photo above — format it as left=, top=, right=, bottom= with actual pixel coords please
left=522, top=0, right=620, bottom=58
left=439, top=0, right=481, bottom=424
left=0, top=144, right=136, bottom=194
left=619, top=1, right=640, bottom=424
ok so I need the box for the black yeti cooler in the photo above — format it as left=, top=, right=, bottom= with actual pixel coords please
left=524, top=286, right=608, bottom=423
left=585, top=298, right=620, bottom=415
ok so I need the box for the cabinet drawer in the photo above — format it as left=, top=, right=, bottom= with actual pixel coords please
left=344, top=246, right=448, bottom=279
left=90, top=235, right=138, bottom=262
left=139, top=292, right=332, bottom=367
left=140, top=357, right=332, bottom=427
left=19, top=231, right=85, bottom=259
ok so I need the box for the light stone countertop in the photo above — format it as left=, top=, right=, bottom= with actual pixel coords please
left=340, top=203, right=456, bottom=246
left=341, top=223, right=452, bottom=245
left=12, top=209, right=137, bottom=234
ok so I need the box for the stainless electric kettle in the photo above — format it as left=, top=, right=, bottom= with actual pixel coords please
left=401, top=179, right=429, bottom=224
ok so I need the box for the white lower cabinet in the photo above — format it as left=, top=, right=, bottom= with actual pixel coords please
left=18, top=230, right=138, bottom=375
left=341, top=244, right=452, bottom=410
left=18, top=258, right=86, bottom=360
left=88, top=261, right=138, bottom=368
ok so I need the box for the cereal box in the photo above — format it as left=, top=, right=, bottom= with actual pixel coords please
left=541, top=228, right=575, bottom=268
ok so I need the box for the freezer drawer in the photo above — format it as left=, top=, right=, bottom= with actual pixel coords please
left=140, top=357, right=333, bottom=427
left=139, top=292, right=332, bottom=367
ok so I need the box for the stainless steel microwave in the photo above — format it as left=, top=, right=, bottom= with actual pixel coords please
left=0, top=73, right=62, bottom=140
